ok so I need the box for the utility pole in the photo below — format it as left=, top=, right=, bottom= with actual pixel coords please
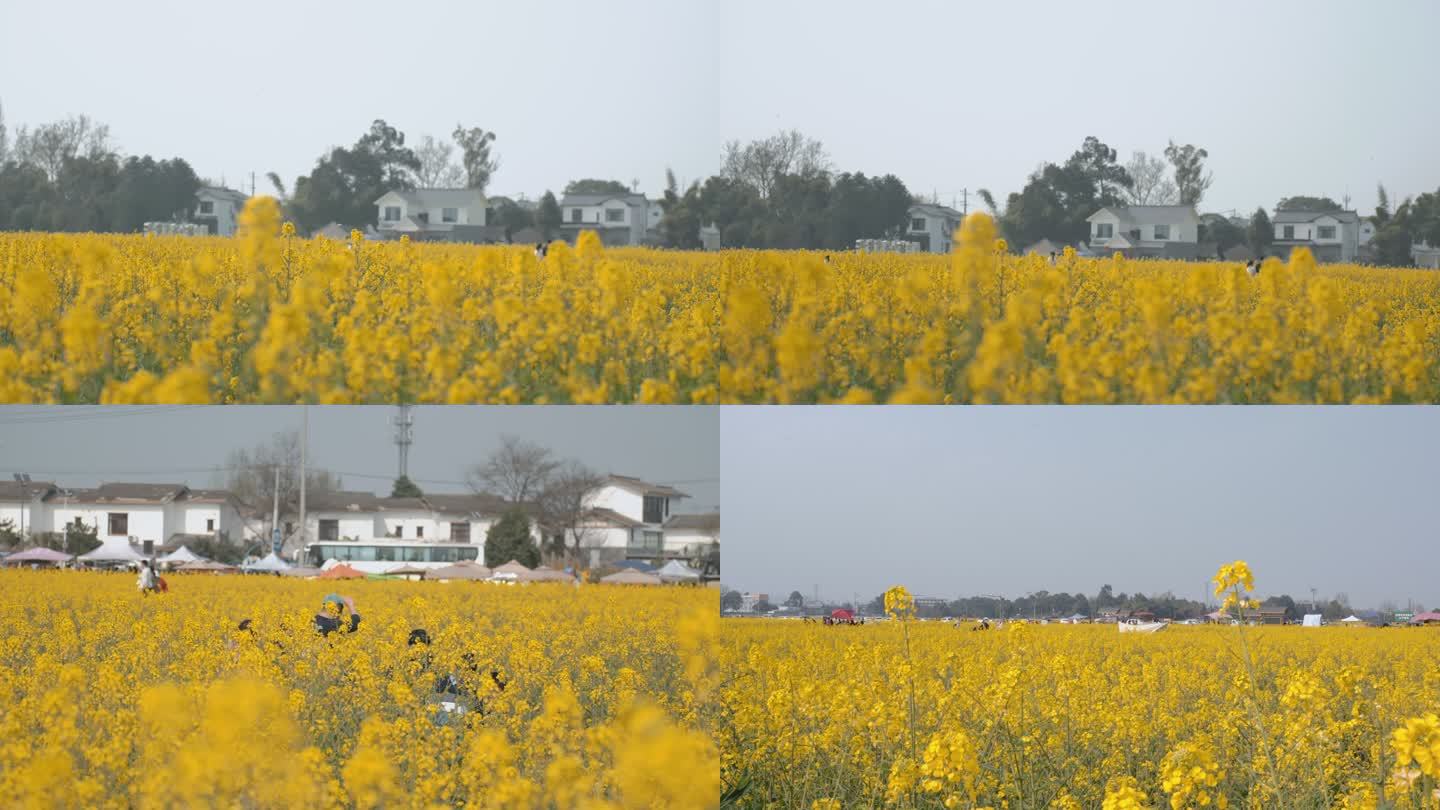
left=961, top=188, right=968, bottom=216
left=270, top=466, right=281, bottom=555
left=297, top=405, right=307, bottom=562
left=12, top=473, right=31, bottom=540
left=1310, top=587, right=1317, bottom=613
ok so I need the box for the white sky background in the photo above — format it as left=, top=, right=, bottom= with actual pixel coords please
left=720, top=407, right=1440, bottom=610
left=3, top=0, right=1437, bottom=213
left=0, top=406, right=720, bottom=512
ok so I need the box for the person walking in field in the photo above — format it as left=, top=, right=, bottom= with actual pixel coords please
left=137, top=560, right=160, bottom=596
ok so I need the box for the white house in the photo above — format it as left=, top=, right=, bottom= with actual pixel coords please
left=1270, top=209, right=1362, bottom=263
left=1413, top=242, right=1440, bottom=269
left=194, top=186, right=249, bottom=236
left=1087, top=205, right=1202, bottom=258
left=37, top=483, right=247, bottom=551
left=305, top=491, right=516, bottom=545
left=374, top=188, right=488, bottom=238
left=558, top=192, right=655, bottom=246
left=567, top=474, right=689, bottom=566
left=907, top=203, right=964, bottom=254
left=662, top=512, right=718, bottom=556
left=0, top=480, right=58, bottom=538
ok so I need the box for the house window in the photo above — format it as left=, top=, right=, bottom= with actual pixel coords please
left=198, top=201, right=214, bottom=215
left=319, top=519, right=339, bottom=541
left=570, top=208, right=583, bottom=223
left=1153, top=224, right=1170, bottom=240
left=384, top=206, right=401, bottom=222
left=910, top=217, right=926, bottom=231
left=441, top=207, right=458, bottom=223
left=450, top=522, right=471, bottom=542
left=108, top=513, right=128, bottom=537
left=642, top=530, right=662, bottom=550
left=416, top=525, right=424, bottom=538
left=643, top=495, right=665, bottom=525
left=605, top=208, right=625, bottom=223
left=1283, top=225, right=1295, bottom=240
left=1095, top=223, right=1114, bottom=239
left=206, top=518, right=215, bottom=532
left=1317, top=225, right=1336, bottom=239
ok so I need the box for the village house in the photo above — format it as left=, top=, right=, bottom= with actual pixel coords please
left=35, top=483, right=245, bottom=550
left=566, top=474, right=690, bottom=567
left=1268, top=209, right=1363, bottom=263
left=373, top=188, right=488, bottom=240
left=907, top=203, right=965, bottom=254
left=557, top=192, right=660, bottom=246
left=193, top=186, right=249, bottom=236
left=1086, top=205, right=1202, bottom=258
left=301, top=490, right=518, bottom=549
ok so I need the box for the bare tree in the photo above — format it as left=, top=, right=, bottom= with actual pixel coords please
left=222, top=430, right=341, bottom=553
left=452, top=125, right=499, bottom=192
left=720, top=129, right=831, bottom=198
left=467, top=435, right=560, bottom=505
left=10, top=114, right=113, bottom=181
left=1124, top=151, right=1178, bottom=206
left=534, top=460, right=606, bottom=562
left=412, top=134, right=466, bottom=188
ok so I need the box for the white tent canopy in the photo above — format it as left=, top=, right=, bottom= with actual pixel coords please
left=244, top=552, right=291, bottom=572
left=159, top=546, right=204, bottom=564
left=656, top=560, right=701, bottom=582
left=78, top=539, right=146, bottom=562
left=1341, top=615, right=1365, bottom=624
left=1302, top=614, right=1323, bottom=627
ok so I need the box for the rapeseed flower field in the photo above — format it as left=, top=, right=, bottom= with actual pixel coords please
left=0, top=570, right=719, bottom=809
left=1, top=198, right=1437, bottom=404
left=719, top=569, right=1440, bottom=809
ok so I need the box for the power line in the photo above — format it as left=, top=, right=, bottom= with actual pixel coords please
left=0, top=406, right=219, bottom=425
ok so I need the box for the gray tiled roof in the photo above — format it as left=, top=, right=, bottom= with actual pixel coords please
left=1089, top=205, right=1199, bottom=227
left=560, top=193, right=647, bottom=207
left=663, top=512, right=719, bottom=531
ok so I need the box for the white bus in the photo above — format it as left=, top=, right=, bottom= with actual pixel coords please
left=304, top=540, right=481, bottom=574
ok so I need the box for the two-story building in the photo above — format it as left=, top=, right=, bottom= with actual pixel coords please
left=907, top=203, right=965, bottom=254
left=300, top=490, right=543, bottom=571
left=193, top=186, right=249, bottom=236
left=557, top=193, right=655, bottom=246
left=1086, top=205, right=1202, bottom=258
left=374, top=188, right=488, bottom=240
left=1268, top=209, right=1362, bottom=263
left=566, top=474, right=692, bottom=566
left=31, top=483, right=245, bottom=551
left=0, top=479, right=58, bottom=539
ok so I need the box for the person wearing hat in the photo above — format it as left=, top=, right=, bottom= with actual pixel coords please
left=314, top=593, right=361, bottom=637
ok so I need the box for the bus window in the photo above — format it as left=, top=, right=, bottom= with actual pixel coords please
left=460, top=547, right=479, bottom=561
left=376, top=546, right=396, bottom=562
left=404, top=546, right=426, bottom=563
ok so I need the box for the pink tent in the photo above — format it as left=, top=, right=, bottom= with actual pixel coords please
left=1, top=547, right=75, bottom=564
left=1409, top=611, right=1440, bottom=625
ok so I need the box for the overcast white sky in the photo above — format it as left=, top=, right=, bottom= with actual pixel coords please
left=721, top=407, right=1440, bottom=610
left=3, top=0, right=1436, bottom=214
left=0, top=406, right=719, bottom=512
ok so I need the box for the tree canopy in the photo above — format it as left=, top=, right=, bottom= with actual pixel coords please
left=289, top=119, right=421, bottom=232
left=485, top=510, right=539, bottom=569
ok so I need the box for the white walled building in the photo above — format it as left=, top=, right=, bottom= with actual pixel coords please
left=1087, top=205, right=1202, bottom=258
left=194, top=186, right=249, bottom=236
left=662, top=512, right=719, bottom=556
left=20, top=483, right=246, bottom=550
left=566, top=474, right=696, bottom=566
left=1269, top=209, right=1363, bottom=263
left=374, top=188, right=488, bottom=237
left=0, top=480, right=57, bottom=538
left=907, top=203, right=964, bottom=254
left=558, top=192, right=655, bottom=245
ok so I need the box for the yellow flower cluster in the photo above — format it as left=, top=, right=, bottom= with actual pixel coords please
left=718, top=612, right=1440, bottom=808
left=2, top=202, right=1437, bottom=403
left=0, top=570, right=719, bottom=809
left=885, top=584, right=916, bottom=621
left=1212, top=560, right=1262, bottom=616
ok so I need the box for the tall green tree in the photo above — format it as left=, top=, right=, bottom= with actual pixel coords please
left=108, top=156, right=201, bottom=232
left=452, top=125, right=498, bottom=192
left=391, top=475, right=423, bottom=498
left=487, top=197, right=535, bottom=241
left=536, top=191, right=562, bottom=239
left=995, top=136, right=1132, bottom=248
left=1164, top=141, right=1213, bottom=205
left=484, top=510, right=539, bottom=568
left=1276, top=195, right=1341, bottom=212
left=289, top=119, right=421, bottom=232
left=563, top=179, right=630, bottom=195
left=659, top=168, right=702, bottom=249
left=1249, top=208, right=1273, bottom=255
